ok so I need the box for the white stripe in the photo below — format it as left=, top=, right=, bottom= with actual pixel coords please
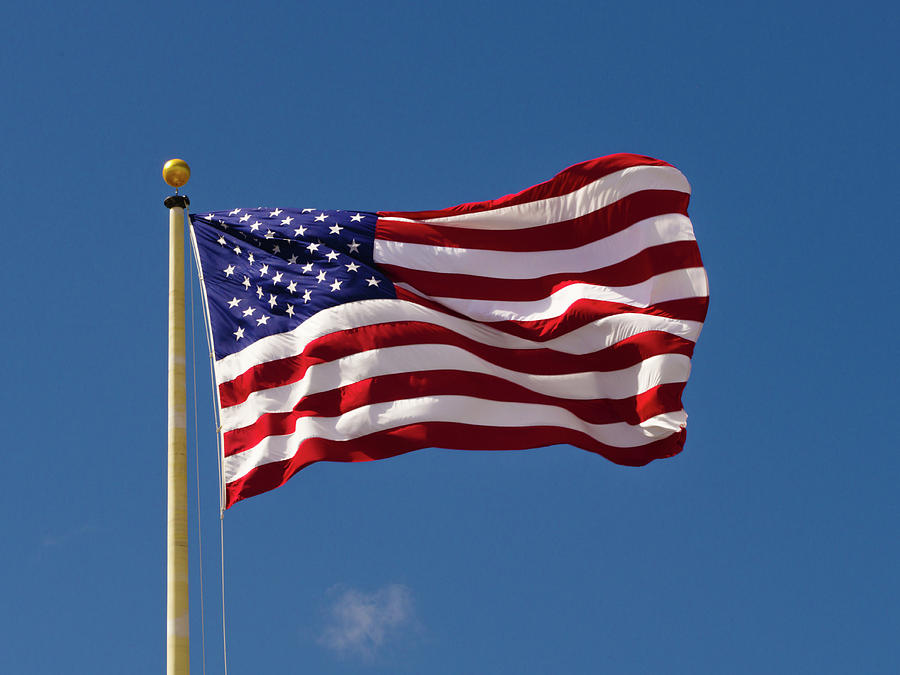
left=220, top=347, right=692, bottom=432
left=382, top=165, right=690, bottom=231
left=223, top=399, right=687, bottom=483
left=395, top=267, right=709, bottom=323
left=375, top=214, right=696, bottom=279
left=213, top=299, right=703, bottom=384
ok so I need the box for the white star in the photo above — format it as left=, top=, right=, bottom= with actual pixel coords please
left=325, top=250, right=339, bottom=261
left=345, top=262, right=360, bottom=273
left=250, top=221, right=261, bottom=232
left=234, top=326, right=245, bottom=340
left=286, top=304, right=295, bottom=317
left=287, top=254, right=298, bottom=264
left=350, top=213, right=364, bottom=222
left=329, top=224, right=343, bottom=235
left=302, top=289, right=312, bottom=303
left=272, top=244, right=281, bottom=254
left=256, top=315, right=270, bottom=326
left=223, top=265, right=236, bottom=277
left=229, top=208, right=241, bottom=216
left=242, top=307, right=255, bottom=317
left=301, top=208, right=316, bottom=213
left=247, top=253, right=255, bottom=265
left=227, top=297, right=241, bottom=308
left=242, top=276, right=251, bottom=290
left=239, top=213, right=251, bottom=222
left=302, top=262, right=314, bottom=273
left=366, top=276, right=380, bottom=287
left=293, top=225, right=308, bottom=237
left=217, top=236, right=227, bottom=246
left=347, top=240, right=361, bottom=254
left=287, top=280, right=298, bottom=293
left=265, top=230, right=275, bottom=239
left=206, top=213, right=215, bottom=219
left=256, top=285, right=264, bottom=299
left=269, top=208, right=283, bottom=217
left=259, top=264, right=269, bottom=276
left=316, top=270, right=327, bottom=283
left=272, top=271, right=284, bottom=284
left=306, top=242, right=320, bottom=253
left=233, top=245, right=242, bottom=255
left=329, top=279, right=343, bottom=292
left=268, top=294, right=278, bottom=308
left=281, top=216, right=294, bottom=226
left=315, top=212, right=328, bottom=222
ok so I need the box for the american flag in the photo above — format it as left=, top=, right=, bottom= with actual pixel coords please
left=190, top=154, right=709, bottom=508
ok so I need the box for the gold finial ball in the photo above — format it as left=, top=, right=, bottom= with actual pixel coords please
left=163, top=158, right=191, bottom=188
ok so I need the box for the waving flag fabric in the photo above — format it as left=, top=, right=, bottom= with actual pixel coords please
left=190, top=154, right=709, bottom=508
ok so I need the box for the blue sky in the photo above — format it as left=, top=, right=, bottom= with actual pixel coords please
left=1, top=1, right=898, bottom=673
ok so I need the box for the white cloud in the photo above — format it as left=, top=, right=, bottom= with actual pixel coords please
left=318, top=583, right=416, bottom=660
left=40, top=522, right=97, bottom=548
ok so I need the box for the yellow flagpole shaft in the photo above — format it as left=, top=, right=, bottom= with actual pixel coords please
left=164, top=158, right=191, bottom=675
left=167, top=200, right=189, bottom=674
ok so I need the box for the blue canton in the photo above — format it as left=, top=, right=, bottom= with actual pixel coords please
left=190, top=208, right=396, bottom=359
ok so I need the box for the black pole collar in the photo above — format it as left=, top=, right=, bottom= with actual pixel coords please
left=164, top=195, right=190, bottom=209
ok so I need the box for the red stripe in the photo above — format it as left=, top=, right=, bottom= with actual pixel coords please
left=378, top=154, right=673, bottom=221
left=380, top=241, right=702, bottom=302
left=394, top=288, right=709, bottom=340
left=225, top=423, right=687, bottom=507
left=224, top=376, right=688, bottom=456
left=376, top=190, right=689, bottom=252
left=218, top=321, right=695, bottom=408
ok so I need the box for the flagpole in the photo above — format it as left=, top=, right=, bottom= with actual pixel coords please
left=163, top=159, right=191, bottom=675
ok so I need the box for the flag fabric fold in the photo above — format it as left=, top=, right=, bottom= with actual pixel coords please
left=189, top=154, right=709, bottom=508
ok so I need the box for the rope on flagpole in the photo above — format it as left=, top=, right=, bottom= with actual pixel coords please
left=186, top=197, right=229, bottom=675
left=220, top=515, right=228, bottom=675
left=188, top=248, right=208, bottom=675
